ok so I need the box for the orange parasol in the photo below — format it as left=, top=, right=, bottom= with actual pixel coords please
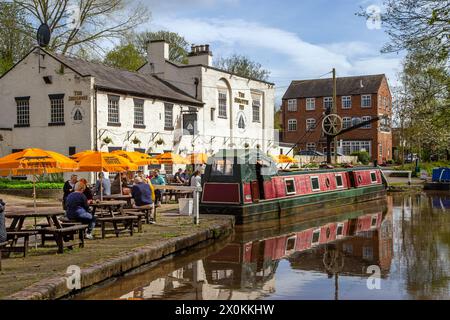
left=152, top=152, right=189, bottom=165
left=185, top=153, right=208, bottom=165
left=110, top=150, right=158, bottom=166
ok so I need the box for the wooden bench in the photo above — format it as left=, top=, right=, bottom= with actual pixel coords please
left=37, top=218, right=84, bottom=246
left=123, top=204, right=156, bottom=224
left=4, top=230, right=38, bottom=257
left=39, top=225, right=87, bottom=254
left=119, top=210, right=145, bottom=232
left=0, top=241, right=9, bottom=271
left=96, top=216, right=138, bottom=239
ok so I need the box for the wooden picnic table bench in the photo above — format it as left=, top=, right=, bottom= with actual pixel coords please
left=0, top=240, right=11, bottom=270
left=96, top=215, right=138, bottom=239
left=100, top=194, right=133, bottom=208
left=90, top=200, right=127, bottom=216
left=122, top=204, right=156, bottom=224
left=4, top=230, right=38, bottom=257
left=39, top=225, right=87, bottom=254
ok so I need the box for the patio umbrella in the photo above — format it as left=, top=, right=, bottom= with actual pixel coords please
left=0, top=148, right=79, bottom=247
left=185, top=153, right=208, bottom=165
left=152, top=152, right=189, bottom=165
left=110, top=150, right=158, bottom=166
left=271, top=154, right=299, bottom=164
left=72, top=151, right=138, bottom=200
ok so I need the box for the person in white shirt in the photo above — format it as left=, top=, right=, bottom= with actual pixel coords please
left=190, top=170, right=202, bottom=187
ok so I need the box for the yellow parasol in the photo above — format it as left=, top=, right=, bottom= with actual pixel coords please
left=0, top=148, right=79, bottom=247
left=110, top=150, right=158, bottom=166
left=185, top=153, right=208, bottom=165
left=271, top=154, right=299, bottom=164
left=71, top=151, right=138, bottom=200
left=152, top=152, right=189, bottom=165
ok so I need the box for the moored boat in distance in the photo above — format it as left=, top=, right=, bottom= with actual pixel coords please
left=200, top=149, right=387, bottom=224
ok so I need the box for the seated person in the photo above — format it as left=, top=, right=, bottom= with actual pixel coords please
left=174, top=168, right=186, bottom=184
left=181, top=170, right=189, bottom=184
left=65, top=182, right=96, bottom=239
left=131, top=177, right=153, bottom=207
left=0, top=199, right=6, bottom=243
left=62, top=174, right=78, bottom=210
left=95, top=172, right=111, bottom=197
left=79, top=178, right=94, bottom=203
left=150, top=169, right=165, bottom=205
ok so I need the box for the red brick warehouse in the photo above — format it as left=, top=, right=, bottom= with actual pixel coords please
left=281, top=74, right=392, bottom=164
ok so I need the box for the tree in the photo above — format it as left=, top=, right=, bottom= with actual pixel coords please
left=13, top=0, right=149, bottom=55
left=214, top=54, right=270, bottom=81
left=358, top=0, right=449, bottom=57
left=0, top=1, right=33, bottom=75
left=132, top=30, right=190, bottom=64
left=104, top=43, right=145, bottom=71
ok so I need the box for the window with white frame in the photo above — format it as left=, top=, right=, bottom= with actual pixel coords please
left=335, top=174, right=344, bottom=188
left=287, top=99, right=297, bottom=111
left=323, top=97, right=333, bottom=110
left=252, top=95, right=261, bottom=122
left=306, top=98, right=315, bottom=110
left=361, top=95, right=371, bottom=108
left=288, top=119, right=297, bottom=131
left=312, top=229, right=321, bottom=245
left=342, top=141, right=372, bottom=156
left=336, top=223, right=344, bottom=237
left=164, top=103, right=174, bottom=129
left=343, top=117, right=351, bottom=129
left=15, top=97, right=30, bottom=126
left=352, top=117, right=361, bottom=127
left=218, top=90, right=227, bottom=118
left=285, top=178, right=296, bottom=195
left=49, top=94, right=64, bottom=124
left=361, top=116, right=372, bottom=128
left=134, top=99, right=144, bottom=125
left=310, top=176, right=320, bottom=191
left=342, top=96, right=351, bottom=109
left=108, top=95, right=120, bottom=124
left=306, top=118, right=316, bottom=131
left=306, top=142, right=316, bottom=151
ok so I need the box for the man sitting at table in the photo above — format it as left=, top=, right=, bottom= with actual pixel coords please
left=174, top=168, right=186, bottom=184
left=151, top=169, right=165, bottom=206
left=131, top=177, right=153, bottom=207
left=62, top=174, right=78, bottom=210
left=65, top=182, right=96, bottom=240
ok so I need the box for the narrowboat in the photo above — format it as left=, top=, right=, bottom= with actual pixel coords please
left=200, top=149, right=387, bottom=224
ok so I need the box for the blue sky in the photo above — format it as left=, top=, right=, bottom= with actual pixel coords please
left=139, top=0, right=403, bottom=102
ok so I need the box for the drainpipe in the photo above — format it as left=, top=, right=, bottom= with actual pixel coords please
left=94, top=88, right=98, bottom=151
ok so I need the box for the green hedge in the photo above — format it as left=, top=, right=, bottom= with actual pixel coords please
left=393, top=161, right=450, bottom=176
left=0, top=179, right=64, bottom=190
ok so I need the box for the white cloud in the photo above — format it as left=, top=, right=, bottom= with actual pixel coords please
left=148, top=16, right=401, bottom=86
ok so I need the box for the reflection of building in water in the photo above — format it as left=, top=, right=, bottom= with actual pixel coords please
left=116, top=209, right=393, bottom=300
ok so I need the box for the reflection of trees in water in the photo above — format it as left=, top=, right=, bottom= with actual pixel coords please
left=398, top=193, right=450, bottom=299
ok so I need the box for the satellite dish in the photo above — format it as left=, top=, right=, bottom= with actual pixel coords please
left=37, top=23, right=51, bottom=47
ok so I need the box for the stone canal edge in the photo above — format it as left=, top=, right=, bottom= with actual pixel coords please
left=6, top=216, right=235, bottom=300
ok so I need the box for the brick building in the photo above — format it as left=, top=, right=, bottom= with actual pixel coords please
left=281, top=74, right=392, bottom=163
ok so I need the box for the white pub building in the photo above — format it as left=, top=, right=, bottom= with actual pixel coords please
left=0, top=41, right=277, bottom=175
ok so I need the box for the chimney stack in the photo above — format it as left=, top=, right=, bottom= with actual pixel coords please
left=147, top=40, right=169, bottom=75
left=188, top=44, right=213, bottom=66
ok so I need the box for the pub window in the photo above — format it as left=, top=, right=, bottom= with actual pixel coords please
left=285, top=178, right=296, bottom=195
left=134, top=99, right=144, bottom=125
left=164, top=103, right=174, bottom=130
left=361, top=116, right=372, bottom=128
left=252, top=96, right=261, bottom=122
left=306, top=142, right=316, bottom=151
left=343, top=117, right=351, bottom=129
left=108, top=95, right=120, bottom=124
left=306, top=118, right=316, bottom=131
left=310, top=176, right=320, bottom=191
left=49, top=94, right=64, bottom=124
left=335, top=174, right=344, bottom=188
left=68, top=146, right=76, bottom=156
left=370, top=171, right=377, bottom=183
left=15, top=97, right=30, bottom=126
left=218, top=90, right=227, bottom=118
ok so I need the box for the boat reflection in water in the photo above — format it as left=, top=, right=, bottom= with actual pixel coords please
left=76, top=198, right=395, bottom=300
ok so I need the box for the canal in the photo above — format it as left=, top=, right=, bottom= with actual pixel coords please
left=73, top=192, right=450, bottom=300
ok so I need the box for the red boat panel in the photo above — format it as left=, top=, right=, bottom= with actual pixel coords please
left=263, top=180, right=276, bottom=200
left=202, top=183, right=241, bottom=204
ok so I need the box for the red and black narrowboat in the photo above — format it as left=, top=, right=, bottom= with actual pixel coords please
left=200, top=149, right=387, bottom=224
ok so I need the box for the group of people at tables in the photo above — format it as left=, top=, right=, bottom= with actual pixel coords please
left=62, top=169, right=202, bottom=240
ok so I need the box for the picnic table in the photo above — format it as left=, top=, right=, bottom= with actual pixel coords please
left=4, top=209, right=86, bottom=254
left=89, top=200, right=138, bottom=238
left=101, top=194, right=133, bottom=208
left=90, top=200, right=127, bottom=216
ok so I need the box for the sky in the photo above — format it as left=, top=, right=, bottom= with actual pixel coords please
left=137, top=0, right=404, bottom=103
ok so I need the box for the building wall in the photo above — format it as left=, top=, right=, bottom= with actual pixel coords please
left=281, top=77, right=392, bottom=163
left=0, top=49, right=94, bottom=158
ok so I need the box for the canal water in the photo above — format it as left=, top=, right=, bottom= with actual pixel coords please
left=74, top=192, right=450, bottom=300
